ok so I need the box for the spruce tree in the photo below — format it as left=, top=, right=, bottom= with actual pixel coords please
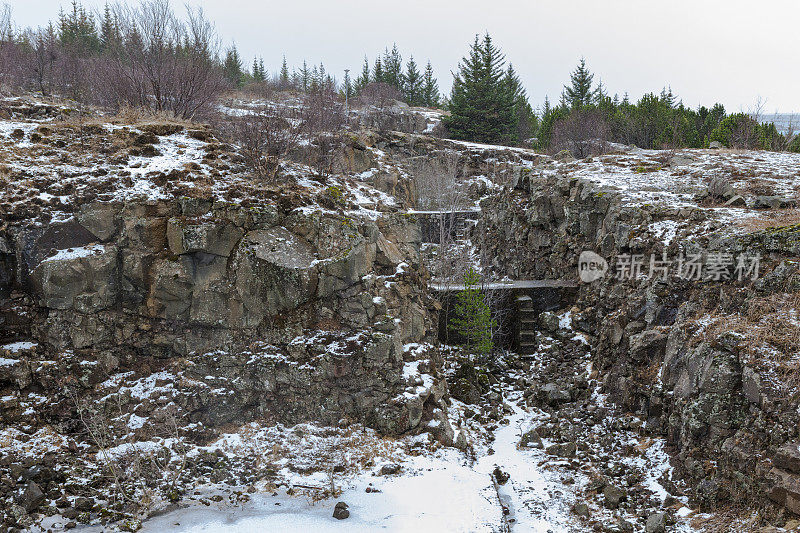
left=504, top=64, right=536, bottom=142
left=563, top=58, right=598, bottom=109
left=402, top=56, right=423, bottom=106
left=279, top=56, right=290, bottom=87
left=449, top=267, right=496, bottom=356
left=299, top=60, right=310, bottom=91
left=356, top=57, right=371, bottom=90
left=223, top=46, right=244, bottom=87
left=422, top=61, right=440, bottom=108
left=99, top=3, right=119, bottom=52
left=443, top=33, right=517, bottom=145
left=382, top=44, right=403, bottom=90
left=372, top=56, right=384, bottom=84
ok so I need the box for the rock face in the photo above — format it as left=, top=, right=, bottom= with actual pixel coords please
left=477, top=159, right=800, bottom=515
left=1, top=198, right=446, bottom=439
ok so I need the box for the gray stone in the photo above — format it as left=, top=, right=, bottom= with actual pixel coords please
left=379, top=463, right=401, bottom=476
left=19, top=481, right=45, bottom=512
left=645, top=512, right=666, bottom=533
left=709, top=141, right=724, bottom=149
left=31, top=244, right=118, bottom=311
left=572, top=502, right=590, bottom=518
left=519, top=428, right=543, bottom=449
left=603, top=484, right=626, bottom=509
left=166, top=217, right=244, bottom=257
left=333, top=501, right=350, bottom=520
left=775, top=443, right=800, bottom=475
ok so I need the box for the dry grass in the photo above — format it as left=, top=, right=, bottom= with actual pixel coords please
left=691, top=292, right=800, bottom=393
left=738, top=209, right=800, bottom=231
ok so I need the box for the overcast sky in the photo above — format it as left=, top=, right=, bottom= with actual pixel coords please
left=7, top=0, right=799, bottom=113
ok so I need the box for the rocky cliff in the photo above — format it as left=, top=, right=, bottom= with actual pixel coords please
left=0, top=98, right=455, bottom=528
left=478, top=147, right=800, bottom=517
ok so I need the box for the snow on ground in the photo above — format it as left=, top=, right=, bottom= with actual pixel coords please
left=126, top=399, right=578, bottom=533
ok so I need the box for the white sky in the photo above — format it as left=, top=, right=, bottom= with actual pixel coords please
left=7, top=0, right=799, bottom=113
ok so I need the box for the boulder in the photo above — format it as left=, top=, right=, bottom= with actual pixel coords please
left=166, top=217, right=244, bottom=257
left=709, top=141, right=724, bottom=149
left=333, top=501, right=350, bottom=520
left=18, top=481, right=45, bottom=512
left=234, top=228, right=319, bottom=322
left=645, top=513, right=666, bottom=533
left=603, top=484, right=626, bottom=509
left=31, top=244, right=118, bottom=312
left=775, top=444, right=800, bottom=475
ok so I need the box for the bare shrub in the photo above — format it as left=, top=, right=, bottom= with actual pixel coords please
left=216, top=105, right=303, bottom=182
left=551, top=108, right=610, bottom=158
left=302, top=88, right=345, bottom=176
left=413, top=150, right=464, bottom=211
left=101, top=0, right=227, bottom=119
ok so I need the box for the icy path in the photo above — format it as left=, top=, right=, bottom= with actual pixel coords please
left=474, top=399, right=577, bottom=532
left=130, top=402, right=576, bottom=533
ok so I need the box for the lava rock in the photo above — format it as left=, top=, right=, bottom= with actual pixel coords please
left=603, top=484, right=626, bottom=509
left=379, top=463, right=401, bottom=476
left=333, top=501, right=350, bottom=520
left=19, top=481, right=45, bottom=512
left=645, top=512, right=666, bottom=533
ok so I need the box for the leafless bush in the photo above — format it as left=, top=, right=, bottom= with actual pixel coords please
left=413, top=150, right=464, bottom=211
left=101, top=0, right=227, bottom=119
left=217, top=105, right=304, bottom=181
left=302, top=88, right=345, bottom=176
left=551, top=108, right=610, bottom=158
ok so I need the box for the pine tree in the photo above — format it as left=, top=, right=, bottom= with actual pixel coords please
left=449, top=267, right=496, bottom=356
left=356, top=56, right=371, bottom=90
left=382, top=44, right=403, bottom=90
left=223, top=45, right=244, bottom=87
left=279, top=56, right=290, bottom=88
left=252, top=57, right=265, bottom=82
left=299, top=60, right=310, bottom=92
left=99, top=3, right=119, bottom=52
left=59, top=0, right=100, bottom=52
left=422, top=61, right=440, bottom=108
left=401, top=56, right=423, bottom=106
left=504, top=64, right=536, bottom=142
left=443, top=33, right=518, bottom=145
left=563, top=58, right=598, bottom=109
left=372, top=56, right=384, bottom=84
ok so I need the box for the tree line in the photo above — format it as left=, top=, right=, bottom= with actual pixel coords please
left=0, top=1, right=795, bottom=154
left=444, top=37, right=797, bottom=153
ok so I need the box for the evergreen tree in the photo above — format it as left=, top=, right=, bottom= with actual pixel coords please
left=372, top=56, right=384, bottom=84
left=401, top=56, right=423, bottom=106
left=252, top=57, right=265, bottom=82
left=422, top=61, right=440, bottom=108
left=443, top=33, right=517, bottom=145
left=563, top=58, right=598, bottom=109
left=356, top=56, right=371, bottom=90
left=299, top=60, right=310, bottom=91
left=279, top=56, right=290, bottom=87
left=99, top=3, right=119, bottom=52
left=504, top=64, right=537, bottom=143
left=449, top=267, right=497, bottom=356
left=223, top=45, right=244, bottom=87
left=382, top=44, right=403, bottom=89
left=58, top=1, right=100, bottom=52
